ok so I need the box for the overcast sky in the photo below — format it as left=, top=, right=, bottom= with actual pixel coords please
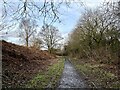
left=0, top=0, right=118, bottom=45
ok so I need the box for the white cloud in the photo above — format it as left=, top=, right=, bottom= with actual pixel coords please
left=82, top=0, right=119, bottom=8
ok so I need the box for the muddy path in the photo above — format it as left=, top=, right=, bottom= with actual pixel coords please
left=58, top=60, right=87, bottom=88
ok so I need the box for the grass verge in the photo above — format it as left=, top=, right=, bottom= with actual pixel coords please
left=26, top=58, right=64, bottom=88
left=70, top=59, right=120, bottom=88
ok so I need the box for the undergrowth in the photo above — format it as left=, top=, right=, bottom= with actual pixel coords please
left=26, top=58, right=64, bottom=88
left=71, top=59, right=120, bottom=88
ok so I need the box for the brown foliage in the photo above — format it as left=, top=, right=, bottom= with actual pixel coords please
left=1, top=40, right=55, bottom=88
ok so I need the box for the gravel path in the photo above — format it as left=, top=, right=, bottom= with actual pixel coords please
left=58, top=60, right=87, bottom=88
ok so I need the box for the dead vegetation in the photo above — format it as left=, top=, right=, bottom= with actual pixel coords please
left=70, top=58, right=120, bottom=88
left=1, top=40, right=56, bottom=88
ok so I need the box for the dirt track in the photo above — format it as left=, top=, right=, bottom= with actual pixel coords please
left=58, top=60, right=87, bottom=88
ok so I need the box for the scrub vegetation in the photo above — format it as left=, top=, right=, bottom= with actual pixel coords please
left=26, top=58, right=64, bottom=88
left=70, top=59, right=119, bottom=88
left=1, top=0, right=120, bottom=89
left=64, top=2, right=120, bottom=88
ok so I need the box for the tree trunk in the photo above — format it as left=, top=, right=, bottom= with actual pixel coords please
left=26, top=37, right=28, bottom=47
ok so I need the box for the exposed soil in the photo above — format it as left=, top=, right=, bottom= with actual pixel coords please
left=1, top=40, right=56, bottom=88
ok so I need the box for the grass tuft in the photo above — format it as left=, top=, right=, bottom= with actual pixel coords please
left=71, top=60, right=119, bottom=88
left=26, top=58, right=64, bottom=88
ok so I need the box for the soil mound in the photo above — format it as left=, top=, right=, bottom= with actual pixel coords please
left=1, top=40, right=55, bottom=88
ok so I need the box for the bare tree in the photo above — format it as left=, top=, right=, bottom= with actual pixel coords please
left=39, top=24, right=63, bottom=53
left=30, top=34, right=42, bottom=50
left=1, top=0, right=83, bottom=32
left=19, top=18, right=37, bottom=47
left=66, top=1, right=120, bottom=59
left=0, top=0, right=83, bottom=46
left=1, top=0, right=76, bottom=27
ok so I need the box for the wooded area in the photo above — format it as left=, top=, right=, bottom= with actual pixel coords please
left=1, top=0, right=120, bottom=88
left=65, top=2, right=120, bottom=65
